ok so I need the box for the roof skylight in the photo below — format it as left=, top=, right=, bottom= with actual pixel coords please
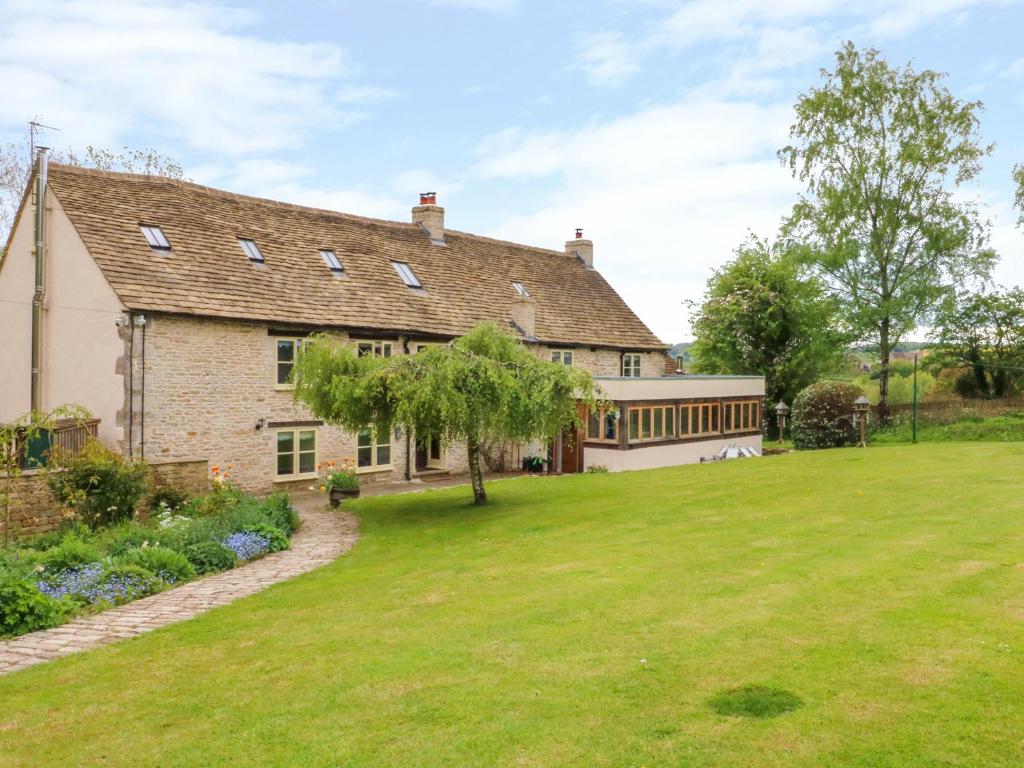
left=239, top=238, right=264, bottom=263
left=391, top=260, right=422, bottom=288
left=320, top=249, right=344, bottom=273
left=140, top=225, right=171, bottom=252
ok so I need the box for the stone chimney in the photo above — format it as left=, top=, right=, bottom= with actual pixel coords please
left=565, top=227, right=593, bottom=269
left=412, top=192, right=445, bottom=244
left=510, top=294, right=536, bottom=339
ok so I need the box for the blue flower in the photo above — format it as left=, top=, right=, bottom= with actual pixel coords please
left=221, top=532, right=271, bottom=561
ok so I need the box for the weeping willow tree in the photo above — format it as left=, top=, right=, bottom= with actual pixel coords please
left=293, top=322, right=597, bottom=504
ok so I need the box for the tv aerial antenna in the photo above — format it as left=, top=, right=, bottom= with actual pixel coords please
left=29, top=116, right=61, bottom=157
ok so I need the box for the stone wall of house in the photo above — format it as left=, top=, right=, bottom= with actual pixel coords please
left=0, top=472, right=65, bottom=540
left=127, top=315, right=668, bottom=492
left=132, top=315, right=418, bottom=494
left=533, top=346, right=666, bottom=378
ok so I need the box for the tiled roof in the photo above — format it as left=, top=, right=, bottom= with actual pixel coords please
left=45, top=164, right=666, bottom=350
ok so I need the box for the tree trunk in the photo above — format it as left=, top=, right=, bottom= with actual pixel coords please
left=466, top=436, right=487, bottom=505
left=878, top=320, right=892, bottom=424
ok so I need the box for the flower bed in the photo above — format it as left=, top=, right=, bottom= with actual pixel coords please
left=0, top=485, right=300, bottom=639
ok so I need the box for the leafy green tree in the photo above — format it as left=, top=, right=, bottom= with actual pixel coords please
left=294, top=323, right=596, bottom=505
left=928, top=287, right=1024, bottom=398
left=1014, top=163, right=1024, bottom=227
left=780, top=42, right=997, bottom=420
left=689, top=236, right=847, bottom=417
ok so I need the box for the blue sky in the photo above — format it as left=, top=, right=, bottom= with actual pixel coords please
left=2, top=0, right=1022, bottom=342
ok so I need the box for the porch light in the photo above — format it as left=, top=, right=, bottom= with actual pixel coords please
left=853, top=396, right=870, bottom=447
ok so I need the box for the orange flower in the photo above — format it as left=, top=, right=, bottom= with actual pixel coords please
left=212, top=465, right=220, bottom=474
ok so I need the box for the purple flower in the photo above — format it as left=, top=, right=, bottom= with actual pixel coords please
left=38, top=563, right=152, bottom=606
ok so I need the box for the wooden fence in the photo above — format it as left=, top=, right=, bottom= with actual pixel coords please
left=5, top=419, right=100, bottom=470
left=874, top=398, right=1024, bottom=425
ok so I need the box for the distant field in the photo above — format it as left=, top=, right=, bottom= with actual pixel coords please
left=2, top=444, right=1023, bottom=767
left=874, top=412, right=1024, bottom=443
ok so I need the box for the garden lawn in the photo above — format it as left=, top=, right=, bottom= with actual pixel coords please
left=2, top=443, right=1024, bottom=767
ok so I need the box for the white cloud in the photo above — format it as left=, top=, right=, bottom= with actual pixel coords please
left=573, top=32, right=642, bottom=87
left=472, top=98, right=800, bottom=341
left=577, top=0, right=1005, bottom=90
left=0, top=0, right=381, bottom=156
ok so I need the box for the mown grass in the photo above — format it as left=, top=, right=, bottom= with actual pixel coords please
left=873, top=412, right=1024, bottom=443
left=1, top=443, right=1023, bottom=767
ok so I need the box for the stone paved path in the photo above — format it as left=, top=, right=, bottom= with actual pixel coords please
left=0, top=493, right=358, bottom=676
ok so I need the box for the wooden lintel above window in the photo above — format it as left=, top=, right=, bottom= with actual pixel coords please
left=267, top=419, right=324, bottom=428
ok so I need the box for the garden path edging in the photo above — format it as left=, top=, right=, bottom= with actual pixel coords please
left=0, top=494, right=358, bottom=676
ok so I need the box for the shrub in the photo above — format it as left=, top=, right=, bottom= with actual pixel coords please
left=791, top=381, right=863, bottom=450
left=262, top=493, right=300, bottom=535
left=48, top=440, right=147, bottom=528
left=222, top=531, right=271, bottom=561
left=40, top=535, right=102, bottom=574
left=182, top=541, right=237, bottom=574
left=586, top=465, right=609, bottom=473
left=102, top=521, right=172, bottom=557
left=241, top=523, right=289, bottom=553
left=183, top=485, right=245, bottom=518
left=147, top=486, right=190, bottom=512
left=0, top=576, right=68, bottom=636
left=117, top=546, right=196, bottom=585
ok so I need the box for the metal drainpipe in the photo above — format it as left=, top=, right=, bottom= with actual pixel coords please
left=139, top=316, right=146, bottom=460
left=401, top=335, right=411, bottom=480
left=29, top=148, right=49, bottom=415
left=127, top=316, right=135, bottom=459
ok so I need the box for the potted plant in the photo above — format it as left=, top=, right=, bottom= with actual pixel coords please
left=318, top=458, right=359, bottom=507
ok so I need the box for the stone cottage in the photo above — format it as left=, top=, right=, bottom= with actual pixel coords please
left=0, top=154, right=763, bottom=493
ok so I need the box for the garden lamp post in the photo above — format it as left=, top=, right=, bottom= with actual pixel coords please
left=853, top=396, right=870, bottom=448
left=774, top=401, right=789, bottom=444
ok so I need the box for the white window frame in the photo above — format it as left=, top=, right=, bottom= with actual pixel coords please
left=239, top=238, right=264, bottom=262
left=622, top=353, right=642, bottom=377
left=357, top=429, right=392, bottom=472
left=551, top=350, right=574, bottom=366
left=391, top=260, right=422, bottom=288
left=275, top=428, right=318, bottom=480
left=140, top=225, right=171, bottom=251
left=275, top=337, right=305, bottom=389
left=356, top=340, right=393, bottom=358
left=319, top=249, right=344, bottom=273
left=512, top=281, right=529, bottom=297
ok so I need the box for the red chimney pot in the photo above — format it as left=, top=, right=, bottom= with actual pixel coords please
left=575, top=228, right=583, bottom=239
left=420, top=192, right=437, bottom=205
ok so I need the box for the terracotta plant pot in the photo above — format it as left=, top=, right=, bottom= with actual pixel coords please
left=329, top=487, right=360, bottom=507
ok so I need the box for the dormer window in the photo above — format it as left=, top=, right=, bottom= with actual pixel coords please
left=391, top=260, right=422, bottom=288
left=239, top=238, right=264, bottom=263
left=140, top=225, right=171, bottom=253
left=512, top=281, right=529, bottom=297
left=320, top=249, right=344, bottom=273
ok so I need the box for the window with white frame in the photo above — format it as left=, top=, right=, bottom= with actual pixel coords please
left=622, top=353, right=641, bottom=377
left=357, top=429, right=391, bottom=469
left=140, top=225, right=171, bottom=252
left=276, top=338, right=305, bottom=387
left=512, top=281, right=529, bottom=297
left=276, top=428, right=316, bottom=477
left=357, top=341, right=393, bottom=358
left=551, top=350, right=574, bottom=366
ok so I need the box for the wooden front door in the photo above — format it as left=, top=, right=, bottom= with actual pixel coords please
left=560, top=427, right=581, bottom=473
